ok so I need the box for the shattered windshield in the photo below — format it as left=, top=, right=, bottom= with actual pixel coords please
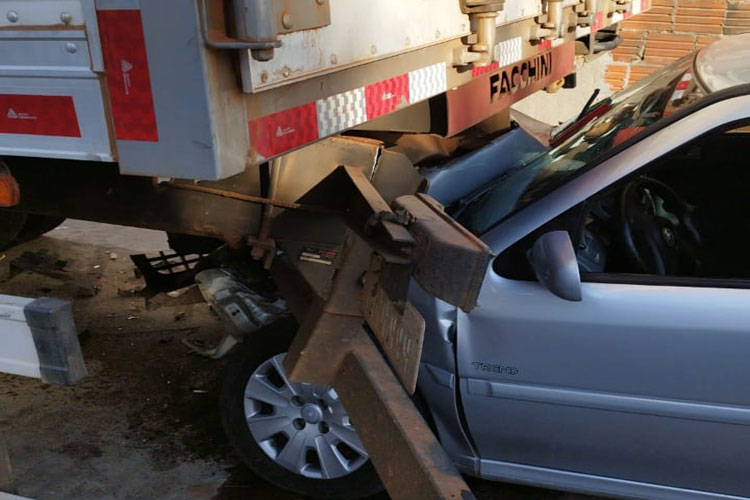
left=457, top=53, right=707, bottom=235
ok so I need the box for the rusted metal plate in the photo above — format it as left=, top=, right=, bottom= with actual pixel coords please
left=392, top=193, right=492, bottom=312
left=280, top=233, right=476, bottom=500
left=362, top=262, right=425, bottom=394
left=334, top=336, right=477, bottom=500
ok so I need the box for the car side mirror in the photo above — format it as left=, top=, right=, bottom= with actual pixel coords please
left=527, top=231, right=582, bottom=302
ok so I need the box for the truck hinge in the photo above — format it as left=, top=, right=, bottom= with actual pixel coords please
left=455, top=0, right=506, bottom=68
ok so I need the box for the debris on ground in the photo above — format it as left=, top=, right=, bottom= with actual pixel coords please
left=9, top=249, right=99, bottom=298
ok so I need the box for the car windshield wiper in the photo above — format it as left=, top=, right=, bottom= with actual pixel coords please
left=576, top=88, right=601, bottom=122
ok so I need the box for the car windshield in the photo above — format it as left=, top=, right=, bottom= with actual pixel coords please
left=456, top=53, right=707, bottom=235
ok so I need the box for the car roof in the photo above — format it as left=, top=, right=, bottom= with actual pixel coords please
left=696, top=33, right=750, bottom=92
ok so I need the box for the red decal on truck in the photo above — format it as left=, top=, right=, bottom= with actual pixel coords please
left=249, top=103, right=319, bottom=158
left=472, top=63, right=500, bottom=78
left=97, top=9, right=158, bottom=142
left=0, top=95, right=81, bottom=137
left=446, top=42, right=575, bottom=136
left=365, top=74, right=410, bottom=120
left=537, top=40, right=553, bottom=52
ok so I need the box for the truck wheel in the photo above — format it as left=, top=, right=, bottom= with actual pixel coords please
left=0, top=213, right=65, bottom=250
left=15, top=215, right=65, bottom=243
left=0, top=211, right=29, bottom=249
left=220, top=331, right=383, bottom=499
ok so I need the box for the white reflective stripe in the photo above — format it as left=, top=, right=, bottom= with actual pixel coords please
left=632, top=0, right=642, bottom=15
left=494, top=37, right=523, bottom=67
left=315, top=87, right=367, bottom=137
left=576, top=26, right=592, bottom=38
left=408, top=62, right=447, bottom=103
left=611, top=12, right=624, bottom=23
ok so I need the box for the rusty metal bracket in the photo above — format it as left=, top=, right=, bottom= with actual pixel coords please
left=200, top=0, right=331, bottom=61
left=277, top=235, right=476, bottom=500
left=295, top=166, right=417, bottom=264
left=392, top=193, right=492, bottom=312
left=362, top=256, right=425, bottom=393
left=456, top=0, right=506, bottom=67
left=198, top=0, right=282, bottom=53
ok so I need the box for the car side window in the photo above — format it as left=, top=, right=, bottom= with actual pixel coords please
left=493, top=121, right=750, bottom=285
left=578, top=121, right=750, bottom=283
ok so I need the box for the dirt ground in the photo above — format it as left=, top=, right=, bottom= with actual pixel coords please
left=0, top=221, right=597, bottom=500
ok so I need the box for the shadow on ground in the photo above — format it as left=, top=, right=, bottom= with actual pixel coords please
left=0, top=228, right=598, bottom=500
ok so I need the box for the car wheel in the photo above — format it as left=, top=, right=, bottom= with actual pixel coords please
left=220, top=332, right=383, bottom=499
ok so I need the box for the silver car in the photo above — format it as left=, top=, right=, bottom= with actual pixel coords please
left=220, top=34, right=750, bottom=499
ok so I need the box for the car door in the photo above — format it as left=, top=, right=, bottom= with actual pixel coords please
left=455, top=106, right=750, bottom=499
left=458, top=270, right=750, bottom=498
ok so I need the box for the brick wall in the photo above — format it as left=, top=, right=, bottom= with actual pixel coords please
left=604, top=0, right=750, bottom=91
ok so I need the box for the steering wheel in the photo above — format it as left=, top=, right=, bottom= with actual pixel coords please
left=619, top=176, right=702, bottom=275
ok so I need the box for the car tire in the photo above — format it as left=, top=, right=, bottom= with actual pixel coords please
left=219, top=324, right=383, bottom=500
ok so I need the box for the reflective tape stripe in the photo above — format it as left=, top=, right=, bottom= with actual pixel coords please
left=473, top=63, right=500, bottom=78
left=316, top=87, right=367, bottom=138
left=0, top=95, right=80, bottom=137
left=249, top=102, right=318, bottom=158
left=365, top=74, right=410, bottom=120
left=592, top=11, right=605, bottom=31
left=97, top=9, right=158, bottom=142
left=409, top=62, right=448, bottom=103
left=537, top=39, right=552, bottom=51
left=248, top=61, right=447, bottom=159
left=495, top=37, right=523, bottom=67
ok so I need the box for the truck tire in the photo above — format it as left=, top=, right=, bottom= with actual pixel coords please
left=16, top=215, right=65, bottom=243
left=0, top=213, right=65, bottom=251
left=220, top=325, right=383, bottom=499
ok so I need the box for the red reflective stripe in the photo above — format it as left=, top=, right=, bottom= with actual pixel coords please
left=249, top=102, right=319, bottom=158
left=472, top=62, right=500, bottom=78
left=676, top=80, right=690, bottom=91
left=0, top=95, right=80, bottom=137
left=365, top=74, right=410, bottom=120
left=537, top=40, right=552, bottom=51
left=97, top=9, right=158, bottom=142
left=592, top=12, right=605, bottom=31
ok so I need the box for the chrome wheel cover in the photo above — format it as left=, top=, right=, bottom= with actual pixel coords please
left=243, top=353, right=369, bottom=479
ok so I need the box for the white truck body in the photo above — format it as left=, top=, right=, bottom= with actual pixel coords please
left=0, top=0, right=647, bottom=179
